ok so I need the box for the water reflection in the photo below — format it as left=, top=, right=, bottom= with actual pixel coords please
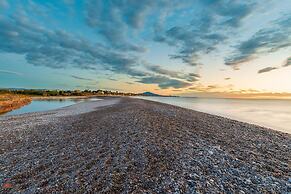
left=4, top=98, right=100, bottom=116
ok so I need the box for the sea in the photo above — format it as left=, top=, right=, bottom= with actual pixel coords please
left=135, top=96, right=291, bottom=134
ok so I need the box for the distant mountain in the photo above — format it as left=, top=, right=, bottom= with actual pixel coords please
left=141, top=92, right=161, bottom=96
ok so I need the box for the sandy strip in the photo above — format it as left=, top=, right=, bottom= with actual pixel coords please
left=0, top=97, right=290, bottom=193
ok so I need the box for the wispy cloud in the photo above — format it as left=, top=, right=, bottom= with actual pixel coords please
left=155, top=1, right=254, bottom=66
left=226, top=16, right=291, bottom=67
left=71, top=75, right=94, bottom=81
left=145, top=64, right=200, bottom=82
left=257, top=56, right=291, bottom=74
left=0, top=69, right=22, bottom=76
left=63, top=0, right=75, bottom=5
left=108, top=78, right=118, bottom=81
left=137, top=75, right=192, bottom=89
left=85, top=0, right=255, bottom=67
left=257, top=67, right=278, bottom=74
left=85, top=0, right=153, bottom=52
left=125, top=82, right=134, bottom=85
left=258, top=67, right=278, bottom=73
left=282, top=56, right=291, bottom=67
left=0, top=0, right=8, bottom=9
left=0, top=14, right=148, bottom=79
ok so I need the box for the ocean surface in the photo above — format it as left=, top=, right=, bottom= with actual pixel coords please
left=136, top=96, right=291, bottom=134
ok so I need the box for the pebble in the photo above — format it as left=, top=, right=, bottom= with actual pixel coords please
left=0, top=97, right=290, bottom=193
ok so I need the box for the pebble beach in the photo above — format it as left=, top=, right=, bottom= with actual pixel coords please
left=0, top=97, right=290, bottom=193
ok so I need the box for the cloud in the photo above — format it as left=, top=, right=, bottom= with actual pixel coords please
left=63, top=0, right=75, bottom=5
left=0, top=14, right=148, bottom=78
left=0, top=1, right=289, bottom=92
left=256, top=56, right=291, bottom=74
left=207, top=85, right=219, bottom=90
left=283, top=57, right=291, bottom=67
left=85, top=0, right=154, bottom=52
left=85, top=0, right=188, bottom=53
left=71, top=75, right=94, bottom=81
left=0, top=0, right=8, bottom=9
left=145, top=64, right=200, bottom=82
left=146, top=65, right=180, bottom=78
left=208, top=1, right=254, bottom=27
left=156, top=26, right=227, bottom=66
left=137, top=75, right=191, bottom=89
left=154, top=1, right=254, bottom=66
left=187, top=73, right=201, bottom=81
left=257, top=67, right=278, bottom=74
left=85, top=0, right=254, bottom=66
left=125, top=82, right=134, bottom=85
left=186, top=83, right=231, bottom=93
left=226, top=16, right=291, bottom=67
left=0, top=69, right=22, bottom=76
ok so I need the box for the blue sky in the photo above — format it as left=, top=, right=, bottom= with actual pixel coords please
left=0, top=0, right=291, bottom=97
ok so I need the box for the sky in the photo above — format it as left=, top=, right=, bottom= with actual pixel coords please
left=0, top=0, right=291, bottom=98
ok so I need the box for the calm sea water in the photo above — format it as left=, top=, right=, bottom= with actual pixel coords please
left=4, top=98, right=100, bottom=116
left=136, top=97, right=291, bottom=134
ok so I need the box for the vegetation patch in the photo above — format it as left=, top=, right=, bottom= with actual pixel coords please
left=0, top=93, right=31, bottom=114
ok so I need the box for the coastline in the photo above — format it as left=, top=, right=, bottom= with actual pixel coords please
left=0, top=98, right=290, bottom=193
left=0, top=94, right=32, bottom=114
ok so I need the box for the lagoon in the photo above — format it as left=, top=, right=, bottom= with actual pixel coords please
left=4, top=98, right=100, bottom=116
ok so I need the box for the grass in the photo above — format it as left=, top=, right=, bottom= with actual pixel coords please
left=0, top=93, right=32, bottom=114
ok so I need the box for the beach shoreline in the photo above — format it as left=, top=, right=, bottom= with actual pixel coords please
left=0, top=97, right=290, bottom=193
left=0, top=94, right=32, bottom=114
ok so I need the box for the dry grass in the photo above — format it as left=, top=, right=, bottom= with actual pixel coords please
left=0, top=93, right=31, bottom=114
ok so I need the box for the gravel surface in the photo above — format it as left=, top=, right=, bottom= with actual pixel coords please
left=0, top=97, right=290, bottom=193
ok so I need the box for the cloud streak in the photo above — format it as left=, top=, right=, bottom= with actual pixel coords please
left=71, top=75, right=94, bottom=81
left=145, top=64, right=200, bottom=82
left=137, top=75, right=192, bottom=89
left=85, top=0, right=255, bottom=67
left=0, top=69, right=22, bottom=76
left=85, top=0, right=154, bottom=52
left=154, top=1, right=254, bottom=66
left=226, top=16, right=291, bottom=67
left=0, top=0, right=8, bottom=9
left=257, top=56, right=291, bottom=74
left=0, top=14, right=147, bottom=78
left=258, top=67, right=278, bottom=74
left=283, top=57, right=291, bottom=67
